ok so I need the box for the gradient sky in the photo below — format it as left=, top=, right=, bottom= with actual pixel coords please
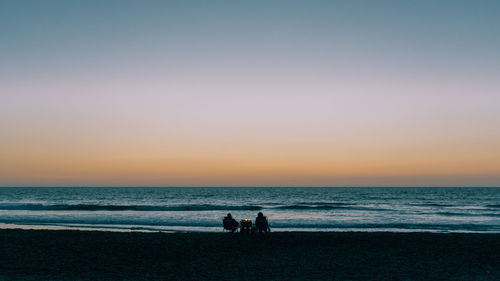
left=1, top=0, right=499, bottom=186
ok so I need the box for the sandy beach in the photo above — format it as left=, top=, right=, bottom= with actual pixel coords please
left=0, top=229, right=498, bottom=280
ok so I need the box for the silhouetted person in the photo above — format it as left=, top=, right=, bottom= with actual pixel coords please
left=255, top=212, right=270, bottom=233
left=223, top=213, right=238, bottom=232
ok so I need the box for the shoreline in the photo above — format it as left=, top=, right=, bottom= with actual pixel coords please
left=1, top=222, right=499, bottom=234
left=0, top=229, right=498, bottom=280
left=0, top=223, right=164, bottom=233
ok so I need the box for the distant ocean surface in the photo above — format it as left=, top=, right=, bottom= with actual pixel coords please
left=0, top=187, right=499, bottom=233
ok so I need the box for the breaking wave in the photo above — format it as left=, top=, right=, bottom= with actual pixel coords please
left=0, top=203, right=263, bottom=211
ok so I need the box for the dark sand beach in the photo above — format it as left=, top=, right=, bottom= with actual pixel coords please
left=0, top=229, right=498, bottom=280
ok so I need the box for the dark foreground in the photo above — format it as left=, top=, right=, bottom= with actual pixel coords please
left=0, top=230, right=498, bottom=280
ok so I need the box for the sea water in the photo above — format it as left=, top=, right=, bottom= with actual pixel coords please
left=0, top=187, right=499, bottom=233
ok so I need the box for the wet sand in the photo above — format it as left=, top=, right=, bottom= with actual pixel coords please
left=0, top=229, right=498, bottom=280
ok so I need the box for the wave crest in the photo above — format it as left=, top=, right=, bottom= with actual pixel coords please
left=0, top=203, right=263, bottom=212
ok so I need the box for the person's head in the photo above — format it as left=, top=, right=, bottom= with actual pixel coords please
left=258, top=212, right=263, bottom=218
left=227, top=213, right=232, bottom=218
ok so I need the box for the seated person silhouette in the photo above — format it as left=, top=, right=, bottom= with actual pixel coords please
left=223, top=213, right=238, bottom=232
left=255, top=212, right=270, bottom=233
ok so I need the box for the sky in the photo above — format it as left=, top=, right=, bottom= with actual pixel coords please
left=1, top=0, right=499, bottom=187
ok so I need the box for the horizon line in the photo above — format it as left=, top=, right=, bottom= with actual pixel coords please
left=1, top=186, right=499, bottom=188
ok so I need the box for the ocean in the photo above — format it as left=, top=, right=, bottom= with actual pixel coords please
left=0, top=187, right=499, bottom=233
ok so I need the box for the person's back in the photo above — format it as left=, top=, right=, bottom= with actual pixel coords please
left=223, top=213, right=238, bottom=232
left=255, top=212, right=270, bottom=233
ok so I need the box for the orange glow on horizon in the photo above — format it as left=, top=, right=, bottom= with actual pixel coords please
left=2, top=126, right=499, bottom=186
